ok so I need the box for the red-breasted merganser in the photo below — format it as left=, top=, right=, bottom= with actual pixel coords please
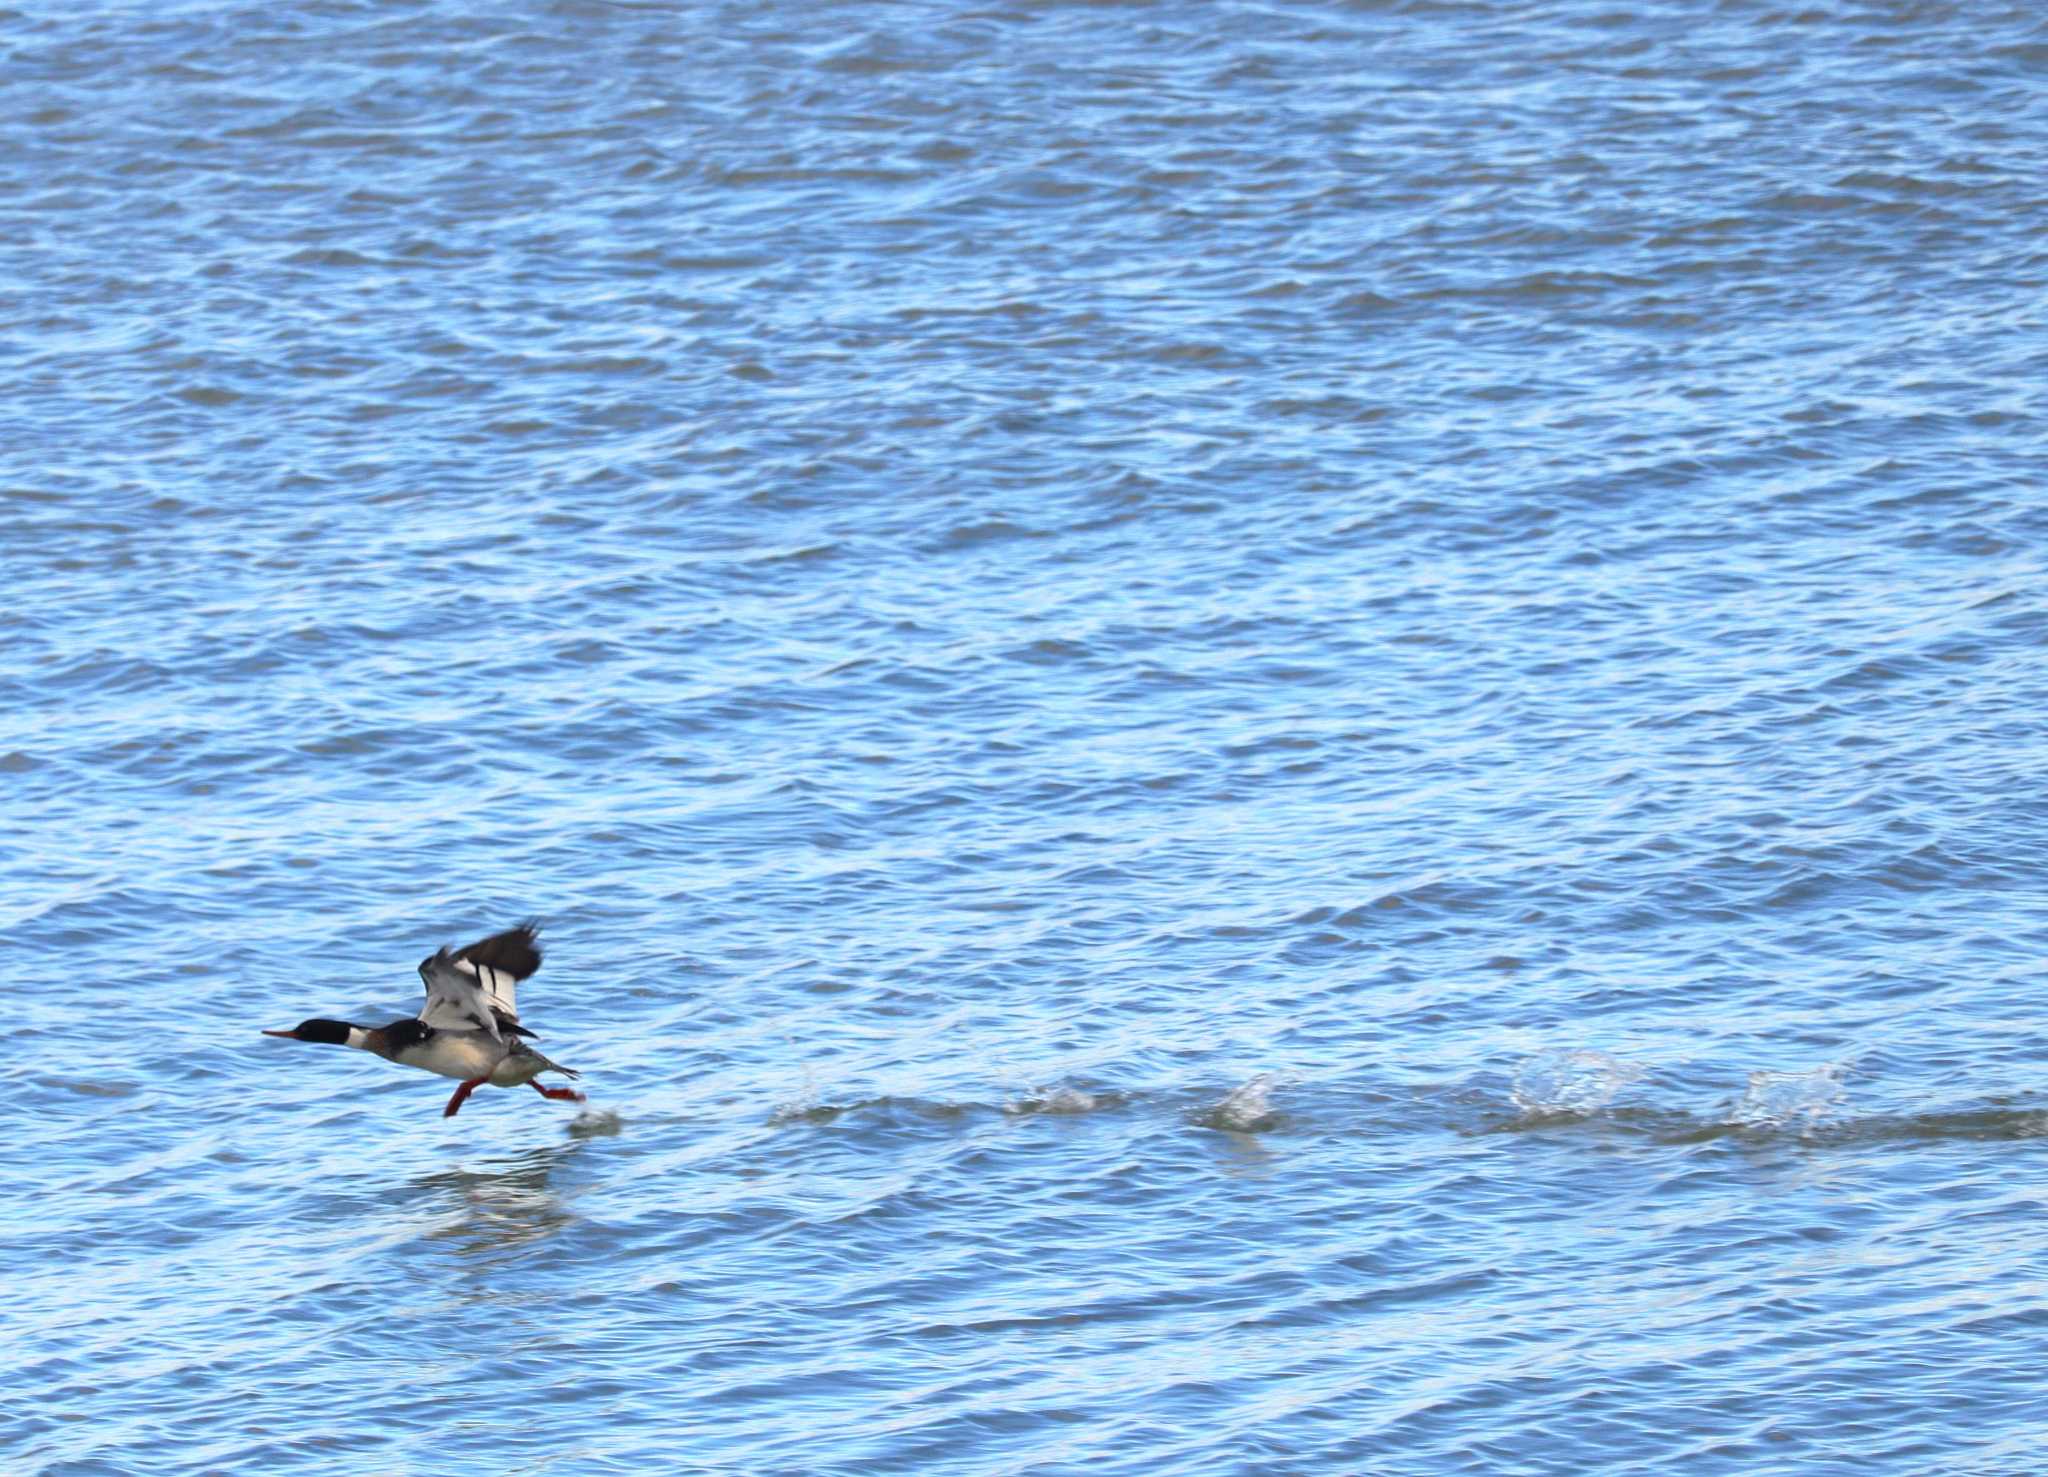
left=262, top=922, right=586, bottom=1118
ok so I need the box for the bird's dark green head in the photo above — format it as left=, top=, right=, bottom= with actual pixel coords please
left=262, top=1018, right=354, bottom=1045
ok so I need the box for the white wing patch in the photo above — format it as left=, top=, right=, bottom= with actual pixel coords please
left=417, top=953, right=520, bottom=1040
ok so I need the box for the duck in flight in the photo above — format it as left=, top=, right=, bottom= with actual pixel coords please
left=263, top=922, right=585, bottom=1118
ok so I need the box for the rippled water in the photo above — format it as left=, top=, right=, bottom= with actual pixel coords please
left=9, top=1, right=2048, bottom=1471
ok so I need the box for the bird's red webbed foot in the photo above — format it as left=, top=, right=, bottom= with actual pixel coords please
left=443, top=1077, right=488, bottom=1118
left=529, top=1081, right=586, bottom=1104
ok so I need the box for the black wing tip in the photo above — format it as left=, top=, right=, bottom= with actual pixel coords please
left=454, top=920, right=546, bottom=980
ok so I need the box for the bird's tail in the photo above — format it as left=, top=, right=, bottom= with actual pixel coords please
left=518, top=1044, right=580, bottom=1079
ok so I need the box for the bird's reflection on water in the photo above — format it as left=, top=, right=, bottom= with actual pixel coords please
left=410, top=1113, right=620, bottom=1261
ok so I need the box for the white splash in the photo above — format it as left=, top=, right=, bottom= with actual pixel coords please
left=1004, top=1085, right=1099, bottom=1116
left=568, top=1107, right=622, bottom=1138
left=1728, top=1063, right=1847, bottom=1130
left=1199, top=1073, right=1280, bottom=1132
left=1510, top=1048, right=1646, bottom=1116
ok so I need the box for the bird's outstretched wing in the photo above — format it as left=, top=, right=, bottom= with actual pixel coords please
left=417, top=922, right=542, bottom=1039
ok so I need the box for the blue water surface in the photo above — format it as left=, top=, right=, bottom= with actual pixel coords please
left=8, top=1, right=2048, bottom=1472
